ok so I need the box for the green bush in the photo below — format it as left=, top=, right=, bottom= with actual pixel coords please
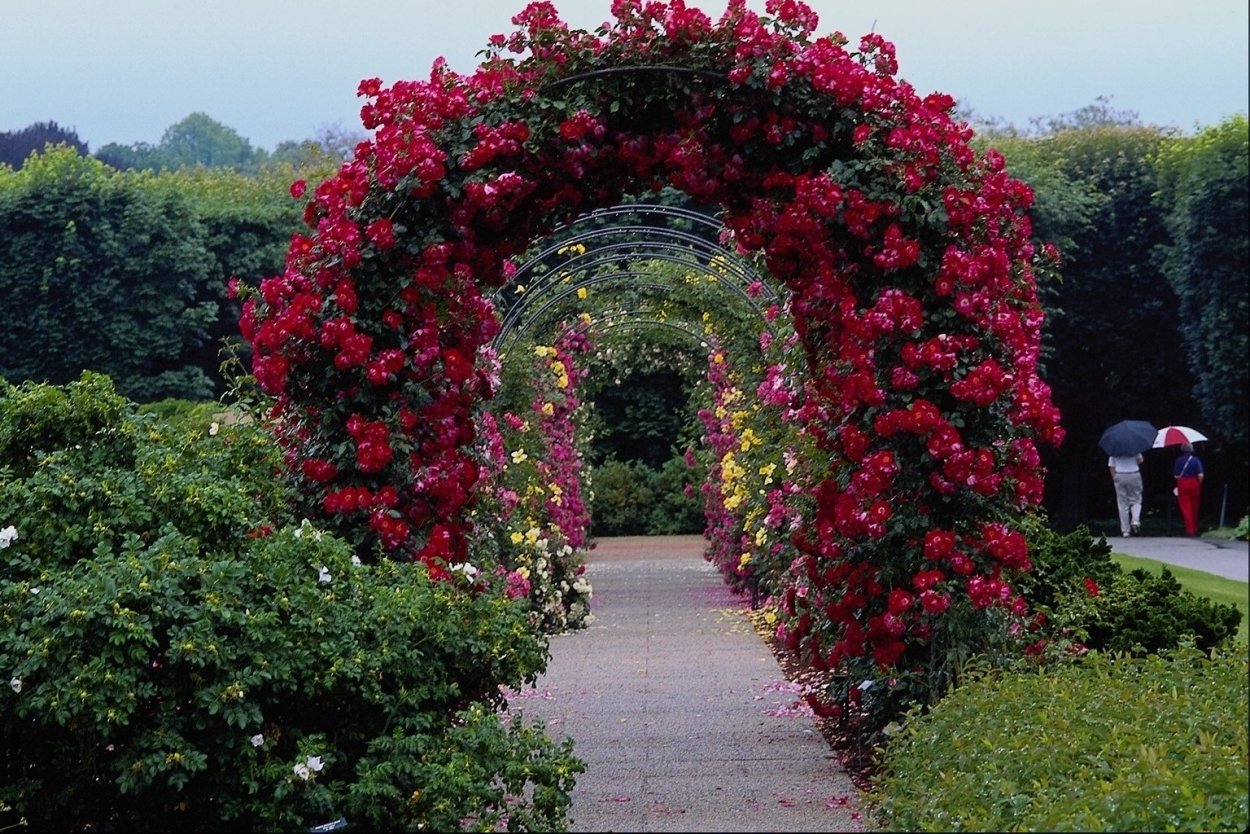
left=868, top=646, right=1250, bottom=832
left=646, top=454, right=704, bottom=535
left=0, top=375, right=583, bottom=831
left=0, top=370, right=138, bottom=479
left=587, top=455, right=703, bottom=537
left=1233, top=514, right=1249, bottom=541
left=137, top=397, right=220, bottom=428
left=587, top=458, right=655, bottom=536
left=1078, top=567, right=1243, bottom=653
left=0, top=375, right=292, bottom=573
left=1015, top=520, right=1122, bottom=611
left=1, top=527, right=581, bottom=831
left=1021, top=518, right=1242, bottom=654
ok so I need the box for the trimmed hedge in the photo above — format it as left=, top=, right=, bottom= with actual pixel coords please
left=868, top=646, right=1249, bottom=832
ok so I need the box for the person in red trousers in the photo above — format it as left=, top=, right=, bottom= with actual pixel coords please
left=1172, top=443, right=1204, bottom=536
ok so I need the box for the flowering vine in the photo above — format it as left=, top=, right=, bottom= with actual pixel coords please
left=472, top=321, right=595, bottom=632
left=239, top=0, right=1064, bottom=729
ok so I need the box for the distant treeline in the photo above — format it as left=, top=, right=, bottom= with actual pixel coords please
left=0, top=113, right=361, bottom=173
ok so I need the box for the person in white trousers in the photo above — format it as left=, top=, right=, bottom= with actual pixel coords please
left=1108, top=453, right=1144, bottom=537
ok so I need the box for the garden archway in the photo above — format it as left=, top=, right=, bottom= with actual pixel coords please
left=489, top=201, right=779, bottom=360
left=241, top=0, right=1063, bottom=723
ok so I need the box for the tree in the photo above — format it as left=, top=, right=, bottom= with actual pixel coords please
left=157, top=112, right=258, bottom=169
left=1154, top=115, right=1250, bottom=520
left=269, top=123, right=368, bottom=167
left=94, top=140, right=161, bottom=172
left=95, top=113, right=262, bottom=172
left=990, top=123, right=1194, bottom=529
left=0, top=148, right=217, bottom=400
left=0, top=121, right=89, bottom=168
left=1155, top=115, right=1249, bottom=446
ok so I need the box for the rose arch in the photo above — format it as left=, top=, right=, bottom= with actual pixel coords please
left=240, top=0, right=1064, bottom=726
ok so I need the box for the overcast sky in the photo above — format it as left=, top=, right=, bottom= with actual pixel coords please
left=4, top=0, right=1247, bottom=152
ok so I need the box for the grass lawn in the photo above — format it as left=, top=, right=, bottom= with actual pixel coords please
left=1111, top=553, right=1250, bottom=647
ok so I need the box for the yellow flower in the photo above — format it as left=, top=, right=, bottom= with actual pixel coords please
left=541, top=402, right=555, bottom=416
left=511, top=449, right=528, bottom=464
left=510, top=531, right=524, bottom=545
left=577, top=287, right=588, bottom=299
left=738, top=553, right=752, bottom=567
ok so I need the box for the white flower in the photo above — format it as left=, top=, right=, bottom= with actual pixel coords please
left=9, top=677, right=21, bottom=694
left=450, top=562, right=479, bottom=578
left=0, top=525, right=17, bottom=549
left=306, top=755, right=324, bottom=772
left=350, top=555, right=362, bottom=566
left=208, top=422, right=220, bottom=436
left=294, top=763, right=311, bottom=780
left=317, top=566, right=331, bottom=584
left=857, top=679, right=874, bottom=692
left=250, top=734, right=264, bottom=747
left=294, top=519, right=323, bottom=541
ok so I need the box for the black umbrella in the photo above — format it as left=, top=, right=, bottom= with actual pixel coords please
left=1099, top=420, right=1157, bottom=456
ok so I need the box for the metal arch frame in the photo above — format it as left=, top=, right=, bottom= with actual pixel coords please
left=490, top=202, right=780, bottom=358
left=573, top=317, right=716, bottom=356
left=573, top=310, right=714, bottom=345
left=538, top=65, right=730, bottom=95
left=494, top=267, right=771, bottom=358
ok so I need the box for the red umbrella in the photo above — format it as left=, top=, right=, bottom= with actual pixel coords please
left=1153, top=425, right=1208, bottom=448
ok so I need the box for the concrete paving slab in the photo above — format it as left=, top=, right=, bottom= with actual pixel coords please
left=504, top=536, right=864, bottom=833
left=1106, top=535, right=1248, bottom=582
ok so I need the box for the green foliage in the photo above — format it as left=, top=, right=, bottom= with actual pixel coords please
left=1234, top=515, right=1250, bottom=541
left=987, top=123, right=1202, bottom=530
left=0, top=148, right=218, bottom=401
left=0, top=374, right=291, bottom=572
left=1079, top=568, right=1242, bottom=654
left=590, top=369, right=691, bottom=468
left=136, top=397, right=220, bottom=427
left=584, top=454, right=701, bottom=537
left=1014, top=519, right=1122, bottom=611
left=0, top=371, right=138, bottom=479
left=1155, top=115, right=1250, bottom=449
left=0, top=375, right=582, bottom=831
left=0, top=526, right=579, bottom=831
left=0, top=144, right=316, bottom=402
left=587, top=457, right=655, bottom=536
left=1020, top=518, right=1242, bottom=654
left=646, top=454, right=704, bottom=535
left=868, top=646, right=1250, bottom=832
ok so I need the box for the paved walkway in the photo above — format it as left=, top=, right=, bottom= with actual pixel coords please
left=504, top=535, right=863, bottom=833
left=1106, top=535, right=1248, bottom=582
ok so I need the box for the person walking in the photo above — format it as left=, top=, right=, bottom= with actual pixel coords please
left=1172, top=443, right=1204, bottom=537
left=1108, top=452, right=1144, bottom=537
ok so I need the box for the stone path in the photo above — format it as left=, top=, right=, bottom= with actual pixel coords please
left=503, top=535, right=863, bottom=833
